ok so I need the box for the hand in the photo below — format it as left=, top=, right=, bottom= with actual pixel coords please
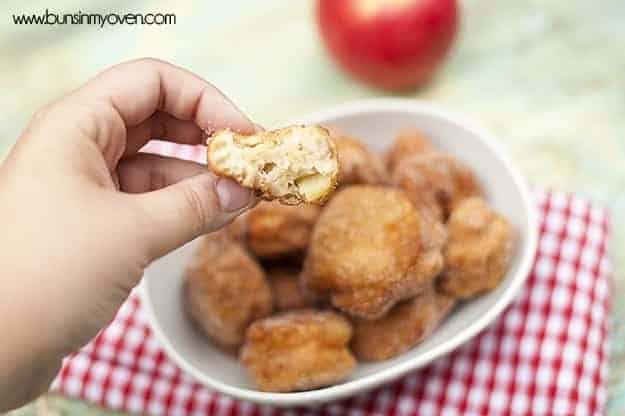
left=0, top=58, right=256, bottom=410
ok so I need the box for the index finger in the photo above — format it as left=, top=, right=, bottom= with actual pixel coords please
left=74, top=57, right=254, bottom=136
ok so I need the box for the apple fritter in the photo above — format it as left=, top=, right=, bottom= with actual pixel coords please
left=385, top=128, right=435, bottom=172
left=351, top=287, right=456, bottom=361
left=439, top=197, right=513, bottom=298
left=207, top=125, right=339, bottom=205
left=392, top=152, right=482, bottom=221
left=240, top=310, right=356, bottom=392
left=246, top=201, right=321, bottom=259
left=302, top=186, right=444, bottom=319
left=328, top=128, right=388, bottom=186
left=267, top=266, right=316, bottom=311
left=183, top=232, right=272, bottom=348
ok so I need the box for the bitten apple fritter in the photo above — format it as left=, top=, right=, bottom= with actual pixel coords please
left=267, top=266, right=316, bottom=311
left=246, top=201, right=321, bottom=259
left=207, top=125, right=339, bottom=204
left=439, top=197, right=513, bottom=298
left=302, top=186, right=444, bottom=319
left=392, top=152, right=482, bottom=221
left=184, top=233, right=272, bottom=348
left=240, top=310, right=356, bottom=392
left=329, top=129, right=389, bottom=186
left=385, top=128, right=435, bottom=172
left=351, top=287, right=456, bottom=361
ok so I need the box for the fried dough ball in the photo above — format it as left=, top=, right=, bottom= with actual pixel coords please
left=385, top=128, right=435, bottom=172
left=351, top=287, right=456, bottom=361
left=207, top=125, right=339, bottom=204
left=439, top=197, right=513, bottom=298
left=246, top=201, right=321, bottom=258
left=328, top=129, right=388, bottom=185
left=267, top=266, right=316, bottom=311
left=302, top=186, right=444, bottom=319
left=392, top=152, right=482, bottom=221
left=184, top=233, right=272, bottom=348
left=240, top=310, right=356, bottom=392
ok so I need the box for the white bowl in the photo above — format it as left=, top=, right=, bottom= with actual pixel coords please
left=139, top=98, right=539, bottom=407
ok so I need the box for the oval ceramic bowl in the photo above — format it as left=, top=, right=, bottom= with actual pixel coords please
left=139, top=99, right=539, bottom=407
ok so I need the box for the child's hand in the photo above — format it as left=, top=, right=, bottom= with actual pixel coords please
left=0, top=58, right=256, bottom=410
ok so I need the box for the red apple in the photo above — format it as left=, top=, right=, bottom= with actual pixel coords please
left=317, top=0, right=458, bottom=91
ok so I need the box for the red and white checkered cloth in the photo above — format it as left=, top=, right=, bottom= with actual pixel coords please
left=51, top=143, right=612, bottom=415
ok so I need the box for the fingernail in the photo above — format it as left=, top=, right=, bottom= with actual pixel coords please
left=215, top=177, right=251, bottom=212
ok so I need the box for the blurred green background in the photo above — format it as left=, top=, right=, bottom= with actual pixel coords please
left=3, top=0, right=625, bottom=414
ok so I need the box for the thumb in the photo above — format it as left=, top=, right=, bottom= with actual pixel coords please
left=133, top=173, right=253, bottom=259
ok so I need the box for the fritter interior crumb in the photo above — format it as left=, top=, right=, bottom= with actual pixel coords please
left=207, top=125, right=339, bottom=204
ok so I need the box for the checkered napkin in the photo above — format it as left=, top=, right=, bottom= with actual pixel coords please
left=51, top=143, right=612, bottom=415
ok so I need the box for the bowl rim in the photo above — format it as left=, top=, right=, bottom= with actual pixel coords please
left=139, top=98, right=539, bottom=406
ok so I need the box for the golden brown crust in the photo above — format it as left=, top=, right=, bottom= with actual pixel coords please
left=240, top=310, right=356, bottom=392
left=351, top=287, right=456, bottom=361
left=327, top=128, right=389, bottom=186
left=246, top=201, right=321, bottom=258
left=302, top=186, right=444, bottom=319
left=385, top=128, right=436, bottom=172
left=391, top=152, right=482, bottom=222
left=184, top=232, right=273, bottom=348
left=207, top=125, right=339, bottom=205
left=439, top=197, right=514, bottom=298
